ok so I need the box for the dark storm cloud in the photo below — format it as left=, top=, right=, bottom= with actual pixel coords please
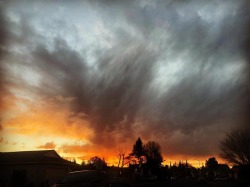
left=0, top=4, right=9, bottom=88
left=0, top=6, right=8, bottom=57
left=1, top=0, right=250, bottom=157
left=89, top=46, right=156, bottom=144
left=32, top=38, right=90, bottom=99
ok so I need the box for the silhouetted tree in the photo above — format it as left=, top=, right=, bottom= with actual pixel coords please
left=169, top=162, right=194, bottom=179
left=125, top=154, right=137, bottom=165
left=206, top=157, right=218, bottom=180
left=144, top=141, right=163, bottom=175
left=217, top=164, right=230, bottom=178
left=220, top=128, right=250, bottom=165
left=81, top=160, right=86, bottom=166
left=88, top=156, right=107, bottom=170
left=116, top=147, right=127, bottom=168
left=131, top=137, right=145, bottom=165
left=206, top=157, right=218, bottom=170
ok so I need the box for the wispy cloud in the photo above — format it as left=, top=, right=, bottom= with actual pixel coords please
left=36, top=141, right=56, bottom=149
left=0, top=0, right=249, bottom=158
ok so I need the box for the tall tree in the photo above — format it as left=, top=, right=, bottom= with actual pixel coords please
left=144, top=141, right=163, bottom=170
left=220, top=128, right=250, bottom=165
left=131, top=137, right=145, bottom=165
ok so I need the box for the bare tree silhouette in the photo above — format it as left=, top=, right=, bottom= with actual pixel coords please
left=220, top=128, right=250, bottom=165
left=116, top=147, right=126, bottom=168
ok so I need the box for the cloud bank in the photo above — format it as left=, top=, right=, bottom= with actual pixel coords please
left=0, top=0, right=250, bottom=159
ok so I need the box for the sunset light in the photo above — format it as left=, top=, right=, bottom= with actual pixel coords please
left=0, top=1, right=250, bottom=186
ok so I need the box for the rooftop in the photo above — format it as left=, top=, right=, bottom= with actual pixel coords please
left=0, top=150, right=76, bottom=165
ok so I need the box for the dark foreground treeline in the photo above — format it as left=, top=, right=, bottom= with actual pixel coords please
left=70, top=160, right=250, bottom=187
left=69, top=133, right=250, bottom=186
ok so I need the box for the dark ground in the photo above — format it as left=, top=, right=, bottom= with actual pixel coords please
left=130, top=179, right=250, bottom=187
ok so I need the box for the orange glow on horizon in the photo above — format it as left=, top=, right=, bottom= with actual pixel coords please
left=0, top=94, right=228, bottom=169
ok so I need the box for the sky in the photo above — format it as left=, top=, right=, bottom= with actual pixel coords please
left=0, top=0, right=250, bottom=166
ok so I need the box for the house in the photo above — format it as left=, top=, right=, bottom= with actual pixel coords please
left=0, top=150, right=79, bottom=187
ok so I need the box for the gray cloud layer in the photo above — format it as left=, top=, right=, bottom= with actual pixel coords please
left=1, top=0, right=250, bottom=157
